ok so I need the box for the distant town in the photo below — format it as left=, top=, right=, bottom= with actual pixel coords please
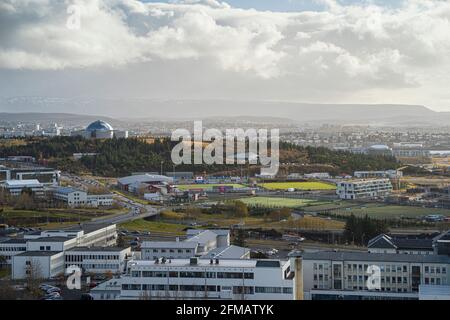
left=0, top=116, right=449, bottom=301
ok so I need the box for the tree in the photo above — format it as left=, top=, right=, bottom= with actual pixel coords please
left=233, top=201, right=248, bottom=217
left=233, top=229, right=246, bottom=247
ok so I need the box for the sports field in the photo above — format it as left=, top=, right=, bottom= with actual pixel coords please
left=324, top=203, right=450, bottom=220
left=234, top=197, right=330, bottom=208
left=259, top=181, right=336, bottom=191
left=176, top=184, right=245, bottom=191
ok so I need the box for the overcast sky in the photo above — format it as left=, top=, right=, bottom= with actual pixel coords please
left=0, top=0, right=450, bottom=115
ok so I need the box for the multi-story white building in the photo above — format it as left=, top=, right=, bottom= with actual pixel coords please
left=0, top=239, right=27, bottom=264
left=87, top=194, right=114, bottom=207
left=90, top=258, right=293, bottom=300
left=141, top=241, right=198, bottom=260
left=53, top=187, right=88, bottom=207
left=65, top=247, right=132, bottom=274
left=1, top=224, right=118, bottom=269
left=0, top=166, right=60, bottom=186
left=336, top=179, right=393, bottom=200
left=12, top=251, right=65, bottom=280
left=290, top=251, right=450, bottom=300
left=368, top=234, right=434, bottom=255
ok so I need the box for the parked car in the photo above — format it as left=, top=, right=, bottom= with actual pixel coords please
left=46, top=287, right=61, bottom=294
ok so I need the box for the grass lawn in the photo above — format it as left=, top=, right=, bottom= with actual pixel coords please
left=192, top=212, right=344, bottom=230
left=259, top=181, right=336, bottom=190
left=0, top=268, right=10, bottom=279
left=119, top=219, right=187, bottom=235
left=176, top=184, right=245, bottom=191
left=233, top=197, right=329, bottom=208
left=326, top=203, right=450, bottom=220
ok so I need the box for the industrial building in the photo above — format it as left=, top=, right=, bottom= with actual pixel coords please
left=117, top=174, right=173, bottom=192
left=336, top=179, right=393, bottom=200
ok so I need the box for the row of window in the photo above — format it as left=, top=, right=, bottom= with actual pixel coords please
left=65, top=254, right=120, bottom=262
left=121, top=284, right=293, bottom=295
left=130, top=270, right=254, bottom=279
left=0, top=247, right=26, bottom=252
left=65, top=263, right=119, bottom=270
left=145, top=249, right=193, bottom=254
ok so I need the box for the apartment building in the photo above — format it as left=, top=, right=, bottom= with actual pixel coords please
left=290, top=251, right=450, bottom=300
left=336, top=179, right=393, bottom=199
left=90, top=258, right=293, bottom=300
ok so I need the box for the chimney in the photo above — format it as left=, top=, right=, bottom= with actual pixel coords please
left=293, top=257, right=304, bottom=300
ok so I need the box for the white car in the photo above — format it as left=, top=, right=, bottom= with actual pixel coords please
left=46, top=287, right=61, bottom=294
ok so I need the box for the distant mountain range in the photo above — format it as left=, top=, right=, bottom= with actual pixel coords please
left=0, top=97, right=449, bottom=126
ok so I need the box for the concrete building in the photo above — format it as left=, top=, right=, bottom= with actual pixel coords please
left=87, top=194, right=114, bottom=207
left=0, top=239, right=27, bottom=264
left=289, top=250, right=450, bottom=300
left=141, top=229, right=232, bottom=260
left=90, top=258, right=293, bottom=300
left=65, top=247, right=131, bottom=274
left=0, top=166, right=60, bottom=186
left=53, top=187, right=114, bottom=208
left=53, top=187, right=87, bottom=207
left=354, top=170, right=402, bottom=179
left=12, top=251, right=65, bottom=280
left=1, top=179, right=44, bottom=197
left=336, top=179, right=393, bottom=200
left=71, top=120, right=128, bottom=139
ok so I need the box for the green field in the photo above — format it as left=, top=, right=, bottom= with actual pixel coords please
left=176, top=184, right=245, bottom=191
left=234, top=197, right=329, bottom=208
left=119, top=219, right=187, bottom=235
left=259, top=181, right=336, bottom=191
left=323, top=203, right=450, bottom=220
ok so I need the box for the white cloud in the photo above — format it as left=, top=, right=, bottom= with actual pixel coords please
left=0, top=0, right=450, bottom=108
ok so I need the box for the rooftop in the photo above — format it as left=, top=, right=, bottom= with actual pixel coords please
left=54, top=187, right=85, bottom=195
left=127, top=259, right=286, bottom=269
left=3, top=179, right=43, bottom=187
left=67, top=246, right=130, bottom=252
left=290, top=250, right=450, bottom=264
left=0, top=238, right=27, bottom=244
left=201, top=245, right=250, bottom=259
left=16, top=251, right=62, bottom=257
left=28, top=236, right=74, bottom=242
left=141, top=241, right=198, bottom=249
left=185, top=230, right=218, bottom=245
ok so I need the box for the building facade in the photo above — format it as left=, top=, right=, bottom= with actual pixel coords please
left=336, top=179, right=393, bottom=200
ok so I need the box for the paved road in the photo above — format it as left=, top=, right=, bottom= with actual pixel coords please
left=61, top=173, right=162, bottom=227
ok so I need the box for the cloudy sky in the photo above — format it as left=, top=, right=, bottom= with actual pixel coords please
left=0, top=0, right=450, bottom=116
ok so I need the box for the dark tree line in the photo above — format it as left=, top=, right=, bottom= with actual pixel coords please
left=343, top=214, right=389, bottom=245
left=0, top=137, right=399, bottom=177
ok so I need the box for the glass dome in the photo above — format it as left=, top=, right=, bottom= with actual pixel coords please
left=86, top=120, right=113, bottom=132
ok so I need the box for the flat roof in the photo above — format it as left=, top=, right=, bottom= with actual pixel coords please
left=185, top=230, right=217, bottom=244
left=201, top=246, right=249, bottom=259
left=65, top=223, right=116, bottom=234
left=141, top=241, right=198, bottom=249
left=3, top=179, right=43, bottom=187
left=128, top=259, right=286, bottom=269
left=67, top=246, right=130, bottom=252
left=15, top=251, right=62, bottom=257
left=186, top=229, right=230, bottom=237
left=0, top=238, right=27, bottom=244
left=54, top=187, right=85, bottom=195
left=28, top=236, right=74, bottom=242
left=290, top=250, right=450, bottom=264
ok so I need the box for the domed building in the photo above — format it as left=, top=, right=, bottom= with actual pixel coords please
left=368, top=144, right=393, bottom=156
left=71, top=120, right=128, bottom=139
